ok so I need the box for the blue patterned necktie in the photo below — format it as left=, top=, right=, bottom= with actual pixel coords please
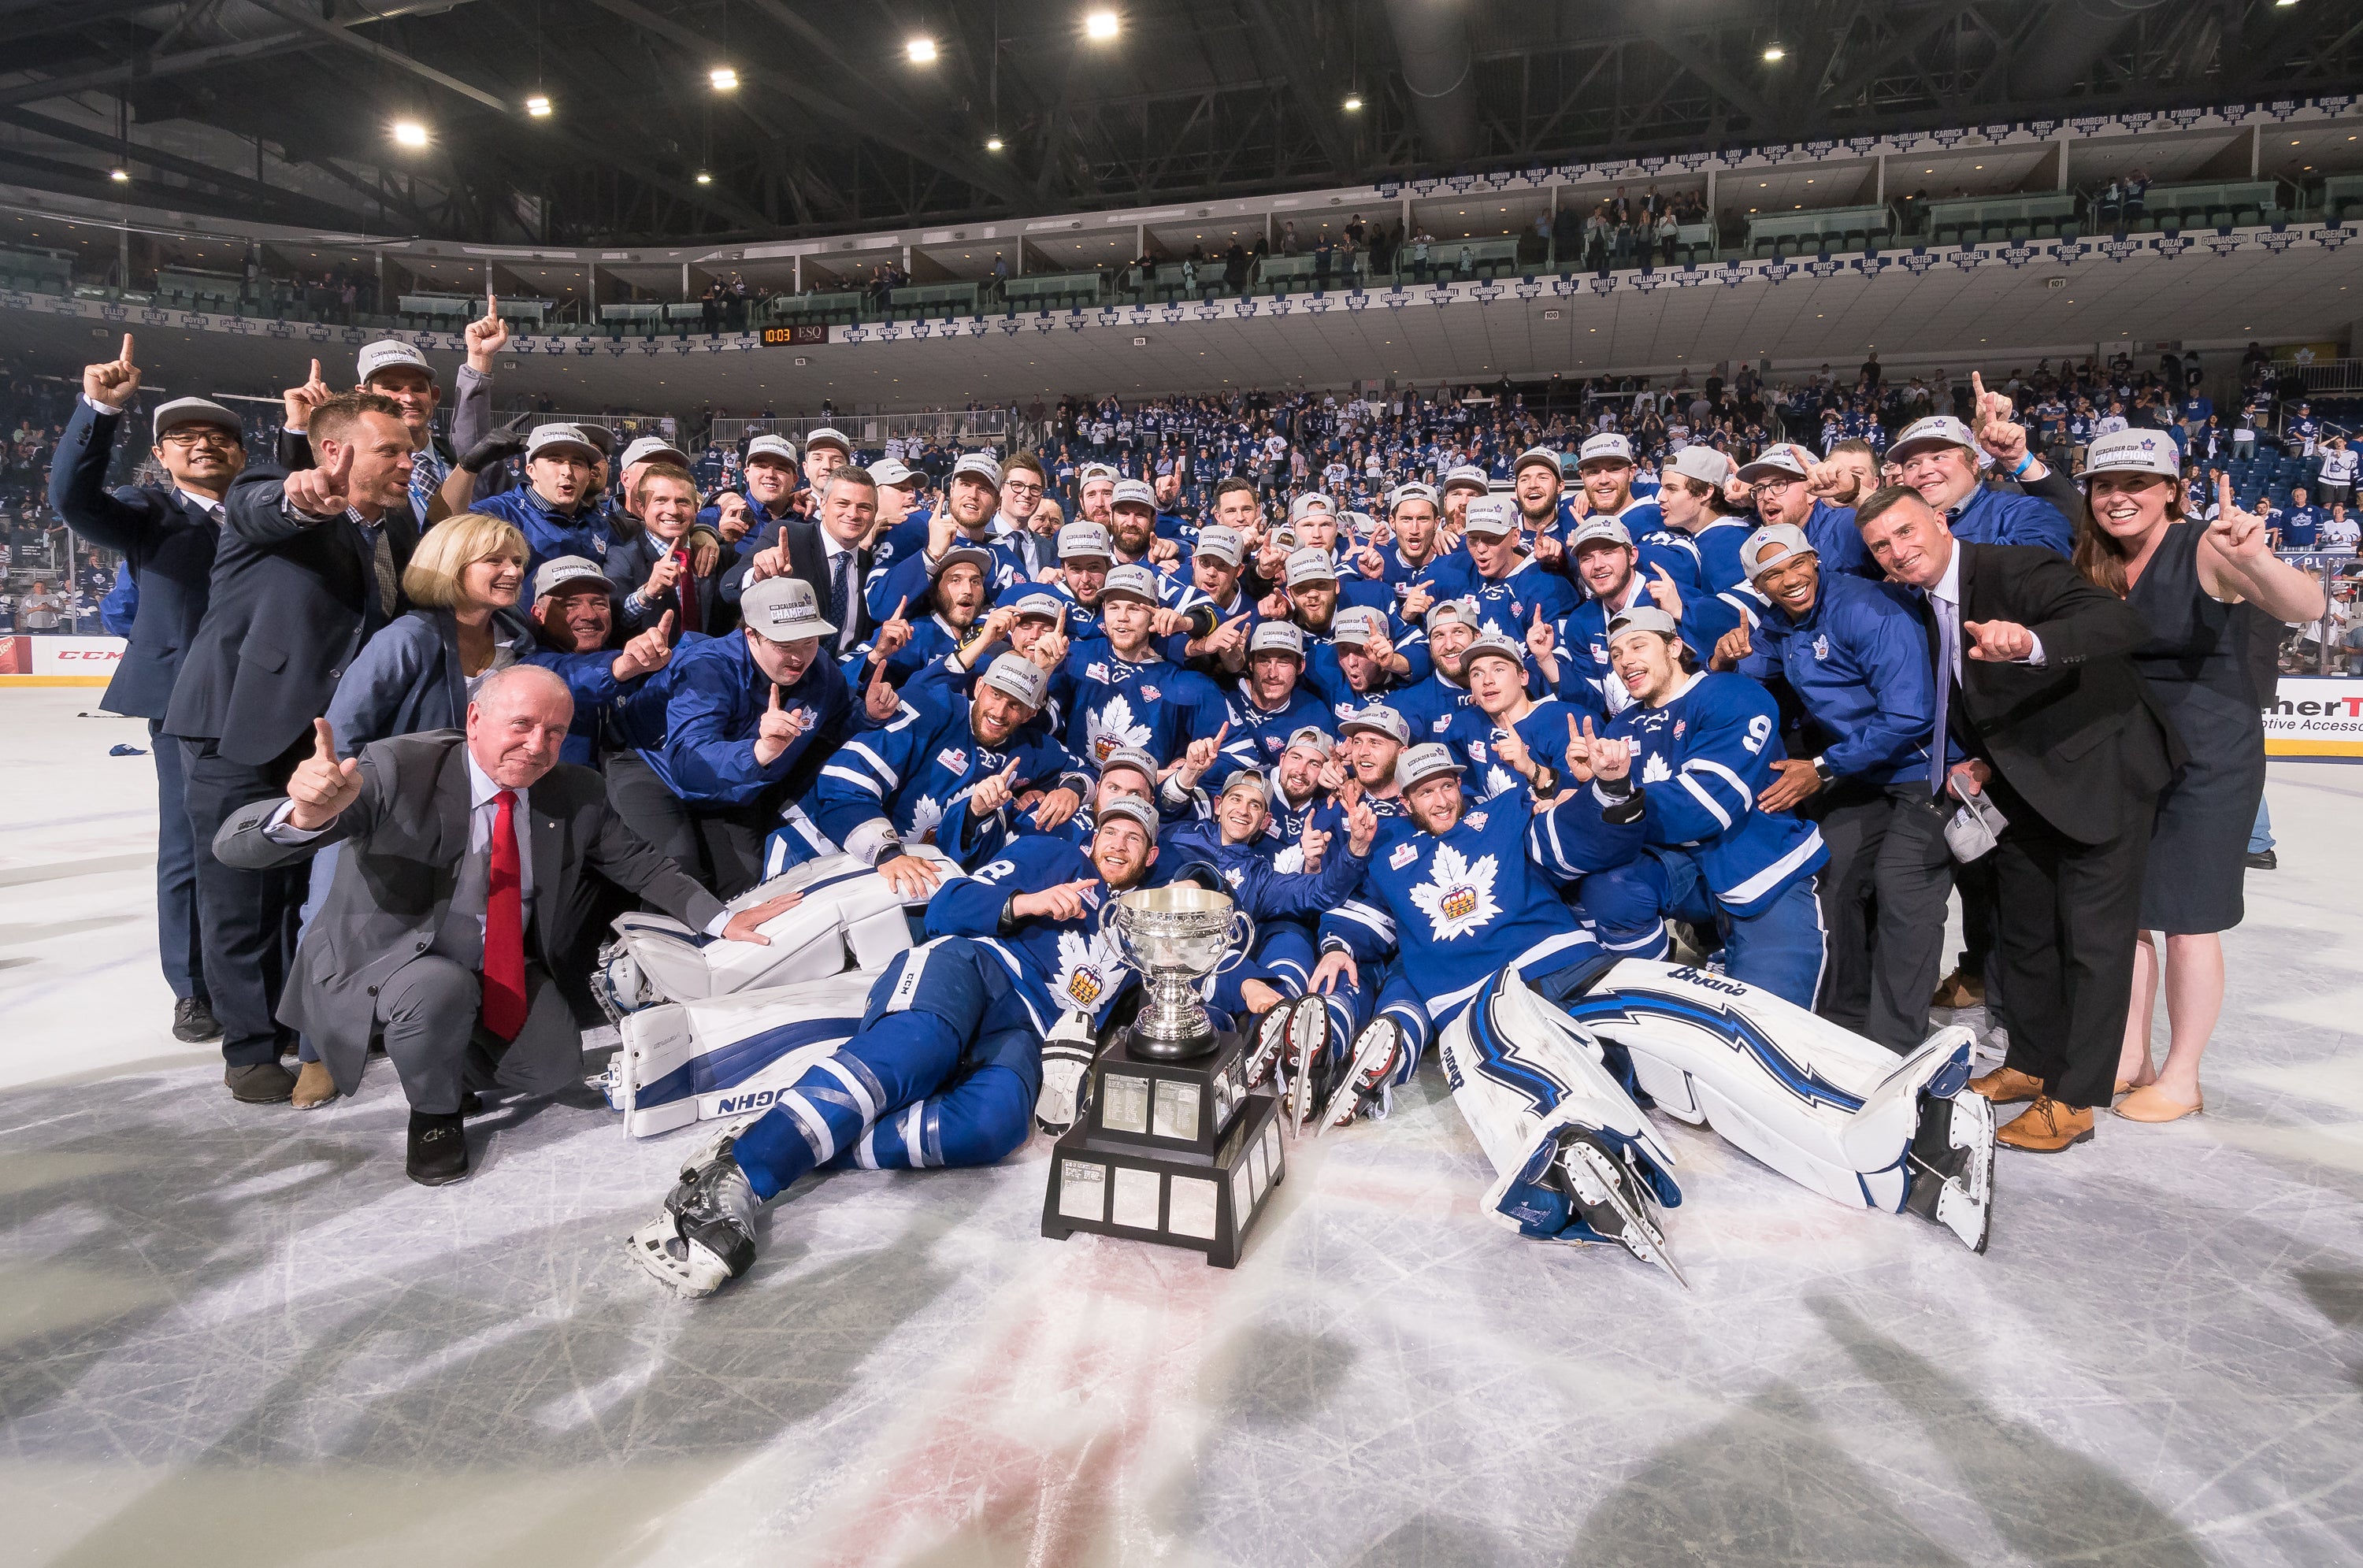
left=409, top=444, right=450, bottom=517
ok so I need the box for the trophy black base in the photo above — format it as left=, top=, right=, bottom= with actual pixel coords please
left=1040, top=1028, right=1285, bottom=1269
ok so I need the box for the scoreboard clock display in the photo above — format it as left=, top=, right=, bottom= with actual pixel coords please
left=761, top=325, right=826, bottom=347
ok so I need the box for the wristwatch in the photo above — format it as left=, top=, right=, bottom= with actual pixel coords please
left=1812, top=755, right=1834, bottom=785
left=1532, top=765, right=1559, bottom=795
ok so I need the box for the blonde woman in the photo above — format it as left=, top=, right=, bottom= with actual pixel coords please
left=289, top=514, right=537, bottom=1107
left=2071, top=434, right=2324, bottom=1122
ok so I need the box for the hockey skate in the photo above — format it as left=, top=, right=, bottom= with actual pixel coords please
left=624, top=1134, right=760, bottom=1299
left=1035, top=1010, right=1100, bottom=1136
left=1245, top=993, right=1323, bottom=1095
left=1267, top=995, right=1335, bottom=1133
left=1551, top=1126, right=1689, bottom=1289
left=1902, top=1065, right=1997, bottom=1254
left=1318, top=1018, right=1406, bottom=1132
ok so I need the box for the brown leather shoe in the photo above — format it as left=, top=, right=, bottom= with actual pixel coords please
left=1996, top=1096, right=2095, bottom=1153
left=1968, top=1066, right=2044, bottom=1105
left=291, top=1060, right=338, bottom=1110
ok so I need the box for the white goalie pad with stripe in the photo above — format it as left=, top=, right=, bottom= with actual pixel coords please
left=592, top=846, right=954, bottom=1018
left=1561, top=959, right=1977, bottom=1212
left=598, top=974, right=879, bottom=1138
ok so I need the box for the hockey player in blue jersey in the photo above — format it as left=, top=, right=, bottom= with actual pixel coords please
left=1651, top=447, right=1758, bottom=594
left=1597, top=606, right=1830, bottom=1007
left=1221, top=621, right=1337, bottom=772
left=1342, top=482, right=1453, bottom=619
left=1708, top=524, right=1942, bottom=1048
left=795, top=654, right=1092, bottom=884
left=1421, top=495, right=1581, bottom=639
left=1440, top=633, right=1588, bottom=804
left=625, top=798, right=1177, bottom=1299
left=1534, top=517, right=1737, bottom=718
left=1388, top=598, right=1482, bottom=743
left=1050, top=564, right=1231, bottom=771
left=863, top=452, right=1026, bottom=623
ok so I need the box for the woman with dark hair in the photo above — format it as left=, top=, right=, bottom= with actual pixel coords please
left=2071, top=432, right=2323, bottom=1123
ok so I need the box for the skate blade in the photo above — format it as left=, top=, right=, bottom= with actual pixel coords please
left=622, top=1220, right=727, bottom=1300
left=1567, top=1143, right=1689, bottom=1290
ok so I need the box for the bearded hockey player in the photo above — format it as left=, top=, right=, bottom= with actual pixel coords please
left=629, top=798, right=1170, bottom=1299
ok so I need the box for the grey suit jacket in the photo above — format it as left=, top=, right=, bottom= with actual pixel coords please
left=213, top=729, right=723, bottom=1092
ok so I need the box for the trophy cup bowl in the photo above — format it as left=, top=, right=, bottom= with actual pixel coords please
left=1109, top=884, right=1252, bottom=1059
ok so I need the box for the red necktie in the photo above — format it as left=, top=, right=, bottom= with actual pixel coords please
left=670, top=547, right=701, bottom=633
left=480, top=788, right=528, bottom=1040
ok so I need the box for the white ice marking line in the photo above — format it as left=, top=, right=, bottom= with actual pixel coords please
left=0, top=853, right=158, bottom=888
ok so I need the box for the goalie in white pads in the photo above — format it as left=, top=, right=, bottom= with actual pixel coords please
left=1319, top=740, right=1994, bottom=1284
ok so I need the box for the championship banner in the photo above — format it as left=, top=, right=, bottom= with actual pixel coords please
left=2266, top=677, right=2363, bottom=759
left=0, top=635, right=124, bottom=686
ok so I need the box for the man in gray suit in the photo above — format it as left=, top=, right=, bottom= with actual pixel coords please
left=214, top=665, right=797, bottom=1184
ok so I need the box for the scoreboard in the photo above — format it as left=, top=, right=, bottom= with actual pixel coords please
left=760, top=324, right=826, bottom=347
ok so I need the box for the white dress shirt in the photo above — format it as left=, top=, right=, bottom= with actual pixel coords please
left=1927, top=541, right=2043, bottom=682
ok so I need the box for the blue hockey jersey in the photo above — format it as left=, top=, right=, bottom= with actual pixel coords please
left=1439, top=697, right=1587, bottom=802
left=1051, top=638, right=1232, bottom=770
left=809, top=688, right=1092, bottom=866
left=925, top=839, right=1141, bottom=1034
left=1604, top=671, right=1827, bottom=916
left=1319, top=779, right=1642, bottom=1026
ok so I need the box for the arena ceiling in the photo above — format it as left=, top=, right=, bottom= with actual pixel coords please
left=2, top=0, right=2361, bottom=247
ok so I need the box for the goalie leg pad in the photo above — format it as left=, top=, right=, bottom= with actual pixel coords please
left=1903, top=1081, right=1996, bottom=1254
left=624, top=1133, right=760, bottom=1299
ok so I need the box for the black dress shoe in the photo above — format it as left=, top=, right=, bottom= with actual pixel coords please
left=458, top=1092, right=484, bottom=1116
left=2246, top=848, right=2278, bottom=870
left=406, top=1112, right=470, bottom=1186
left=224, top=1062, right=297, bottom=1103
left=172, top=996, right=222, bottom=1043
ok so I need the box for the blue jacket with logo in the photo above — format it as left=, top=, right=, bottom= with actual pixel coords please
left=635, top=631, right=848, bottom=806
left=1735, top=573, right=1935, bottom=786
left=469, top=486, right=618, bottom=579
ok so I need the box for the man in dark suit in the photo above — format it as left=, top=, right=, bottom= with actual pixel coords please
left=213, top=665, right=797, bottom=1184
left=608, top=460, right=725, bottom=638
left=47, top=335, right=239, bottom=1043
left=729, top=465, right=883, bottom=662
left=164, top=391, right=421, bottom=1104
left=1855, top=484, right=2180, bottom=1153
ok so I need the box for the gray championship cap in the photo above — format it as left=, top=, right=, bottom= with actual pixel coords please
left=1427, top=596, right=1482, bottom=633
left=1193, top=525, right=1245, bottom=566
left=620, top=434, right=691, bottom=469
left=1666, top=446, right=1733, bottom=488
left=1607, top=604, right=1681, bottom=640
left=931, top=543, right=996, bottom=580
left=1461, top=632, right=1528, bottom=672
left=1058, top=521, right=1114, bottom=561
left=952, top=451, right=1003, bottom=487
left=1394, top=742, right=1466, bottom=793
left=1568, top=515, right=1634, bottom=550
left=1441, top=465, right=1492, bottom=495
left=1284, top=546, right=1339, bottom=588
left=1389, top=480, right=1441, bottom=512
left=1096, top=796, right=1162, bottom=834
left=803, top=425, right=852, bottom=455
left=1100, top=563, right=1163, bottom=603
left=357, top=339, right=436, bottom=386
left=870, top=457, right=922, bottom=487
left=1283, top=725, right=1335, bottom=758
left=1112, top=478, right=1158, bottom=510
left=741, top=574, right=837, bottom=641
left=2078, top=428, right=2183, bottom=482
left=532, top=554, right=610, bottom=601
left=526, top=423, right=603, bottom=463
left=1462, top=495, right=1519, bottom=537
left=1577, top=432, right=1634, bottom=468
left=1739, top=523, right=1816, bottom=580
left=1330, top=606, right=1384, bottom=648
left=980, top=653, right=1049, bottom=710
left=151, top=397, right=241, bottom=441
left=1250, top=620, right=1307, bottom=659
left=1099, top=744, right=1162, bottom=784
left=1735, top=443, right=1812, bottom=483
left=1341, top=704, right=1411, bottom=743
left=1011, top=591, right=1067, bottom=621
left=1514, top=445, right=1564, bottom=478
left=1889, top=415, right=1980, bottom=462
left=1221, top=769, right=1272, bottom=803
left=745, top=433, right=798, bottom=465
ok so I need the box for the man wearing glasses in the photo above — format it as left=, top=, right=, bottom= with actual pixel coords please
left=49, top=335, right=243, bottom=1045
left=1736, top=443, right=1882, bottom=580
left=994, top=454, right=1055, bottom=581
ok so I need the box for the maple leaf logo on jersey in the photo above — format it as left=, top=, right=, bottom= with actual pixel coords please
left=1271, top=843, right=1306, bottom=874
left=907, top=794, right=944, bottom=843
left=1640, top=751, right=1674, bottom=784
left=1480, top=764, right=1519, bottom=801
left=1085, top=695, right=1152, bottom=764
left=1408, top=844, right=1501, bottom=942
left=1052, top=927, right=1129, bottom=1012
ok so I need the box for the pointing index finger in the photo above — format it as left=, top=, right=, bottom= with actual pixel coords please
left=768, top=680, right=782, bottom=711
left=119, top=333, right=135, bottom=365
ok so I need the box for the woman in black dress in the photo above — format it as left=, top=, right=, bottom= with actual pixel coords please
left=2072, top=436, right=2323, bottom=1121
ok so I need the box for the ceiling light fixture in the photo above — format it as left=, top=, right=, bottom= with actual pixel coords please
left=1763, top=45, right=1786, bottom=61
left=525, top=95, right=551, bottom=117
left=109, top=166, right=128, bottom=183
left=710, top=66, right=739, bottom=91
left=392, top=120, right=428, bottom=147
left=985, top=135, right=1004, bottom=151
left=907, top=36, right=937, bottom=63
left=1344, top=93, right=1363, bottom=111
left=1085, top=10, right=1118, bottom=42
left=695, top=171, right=713, bottom=184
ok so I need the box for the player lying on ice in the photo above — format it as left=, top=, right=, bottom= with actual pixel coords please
left=1253, top=724, right=1994, bottom=1286
left=625, top=791, right=1383, bottom=1299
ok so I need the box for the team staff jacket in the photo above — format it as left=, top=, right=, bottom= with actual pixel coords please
left=808, top=687, right=1092, bottom=867
left=923, top=840, right=1141, bottom=1035
left=1734, top=573, right=1938, bottom=786
left=1945, top=484, right=2073, bottom=556
left=1049, top=638, right=1233, bottom=773
left=636, top=631, right=849, bottom=806
left=1604, top=670, right=1827, bottom=916
left=1156, top=817, right=1371, bottom=925
left=1319, top=776, right=1644, bottom=1028
left=469, top=487, right=619, bottom=578
left=1802, top=499, right=1879, bottom=580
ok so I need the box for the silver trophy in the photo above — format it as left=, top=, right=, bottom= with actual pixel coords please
left=1107, top=884, right=1254, bottom=1058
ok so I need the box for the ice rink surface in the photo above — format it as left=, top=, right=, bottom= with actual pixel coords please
left=3, top=687, right=2361, bottom=1567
